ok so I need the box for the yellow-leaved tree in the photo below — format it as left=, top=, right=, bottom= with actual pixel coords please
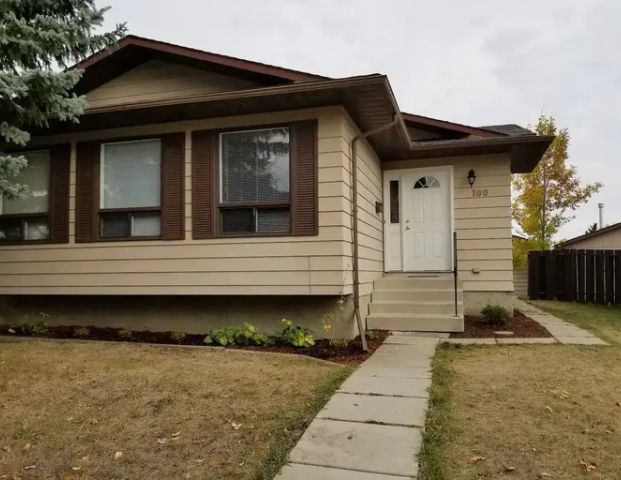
left=512, top=115, right=602, bottom=253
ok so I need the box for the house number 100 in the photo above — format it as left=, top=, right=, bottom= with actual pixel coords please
left=472, top=188, right=488, bottom=197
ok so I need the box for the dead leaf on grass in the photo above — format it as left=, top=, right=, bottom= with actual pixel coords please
left=22, top=443, right=31, bottom=452
left=539, top=473, right=552, bottom=478
left=171, top=431, right=181, bottom=437
left=579, top=460, right=597, bottom=473
left=468, top=455, right=485, bottom=464
left=504, top=465, right=516, bottom=472
left=226, top=419, right=242, bottom=430
left=113, top=451, right=123, bottom=460
left=544, top=406, right=553, bottom=413
left=24, top=465, right=36, bottom=470
left=157, top=438, right=168, bottom=445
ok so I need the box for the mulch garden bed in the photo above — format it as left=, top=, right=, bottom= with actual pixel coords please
left=450, top=311, right=552, bottom=338
left=0, top=325, right=389, bottom=365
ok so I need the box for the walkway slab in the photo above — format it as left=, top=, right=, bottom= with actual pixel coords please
left=445, top=338, right=496, bottom=345
left=338, top=374, right=431, bottom=398
left=317, top=392, right=427, bottom=427
left=513, top=299, right=609, bottom=346
left=496, top=337, right=557, bottom=344
left=384, top=335, right=442, bottom=345
left=354, top=363, right=432, bottom=379
left=288, top=418, right=420, bottom=477
left=277, top=463, right=410, bottom=479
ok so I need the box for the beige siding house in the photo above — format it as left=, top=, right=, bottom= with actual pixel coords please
left=559, top=221, right=621, bottom=250
left=0, top=36, right=553, bottom=337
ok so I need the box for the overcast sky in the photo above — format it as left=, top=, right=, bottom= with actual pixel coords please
left=100, top=0, right=620, bottom=240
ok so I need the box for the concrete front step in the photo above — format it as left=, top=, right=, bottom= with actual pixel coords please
left=367, top=313, right=464, bottom=332
left=374, top=275, right=457, bottom=289
left=372, top=288, right=463, bottom=302
left=369, top=300, right=462, bottom=315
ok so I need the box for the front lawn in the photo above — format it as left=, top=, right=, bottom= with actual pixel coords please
left=419, top=301, right=621, bottom=480
left=0, top=339, right=350, bottom=480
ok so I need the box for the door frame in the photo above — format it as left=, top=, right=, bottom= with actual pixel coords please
left=383, top=165, right=455, bottom=272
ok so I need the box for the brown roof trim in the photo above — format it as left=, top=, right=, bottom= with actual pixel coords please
left=82, top=74, right=390, bottom=114
left=74, top=34, right=327, bottom=83
left=559, top=220, right=621, bottom=247
left=401, top=112, right=502, bottom=138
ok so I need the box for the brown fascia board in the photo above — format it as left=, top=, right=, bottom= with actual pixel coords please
left=401, top=112, right=503, bottom=138
left=74, top=34, right=327, bottom=83
left=83, top=74, right=390, bottom=113
left=387, top=134, right=554, bottom=173
left=559, top=221, right=621, bottom=247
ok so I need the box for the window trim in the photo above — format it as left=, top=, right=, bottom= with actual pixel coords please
left=0, top=149, right=53, bottom=245
left=96, top=138, right=164, bottom=241
left=216, top=125, right=293, bottom=237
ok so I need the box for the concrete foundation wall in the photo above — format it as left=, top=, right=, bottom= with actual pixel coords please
left=463, top=291, right=515, bottom=315
left=0, top=294, right=360, bottom=339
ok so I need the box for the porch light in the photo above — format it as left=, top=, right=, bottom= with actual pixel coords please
left=467, top=169, right=476, bottom=187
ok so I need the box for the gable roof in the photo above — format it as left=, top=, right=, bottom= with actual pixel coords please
left=73, top=35, right=327, bottom=95
left=559, top=221, right=621, bottom=247
left=44, top=35, right=555, bottom=173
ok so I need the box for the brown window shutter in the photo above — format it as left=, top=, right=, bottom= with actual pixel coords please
left=161, top=133, right=185, bottom=240
left=291, top=120, right=318, bottom=236
left=75, top=141, right=99, bottom=243
left=48, top=144, right=70, bottom=243
left=191, top=130, right=217, bottom=239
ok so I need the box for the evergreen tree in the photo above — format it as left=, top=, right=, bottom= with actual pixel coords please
left=0, top=0, right=126, bottom=197
left=585, top=222, right=598, bottom=235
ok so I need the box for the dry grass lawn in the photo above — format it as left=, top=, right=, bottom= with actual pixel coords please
left=419, top=301, right=621, bottom=480
left=0, top=339, right=349, bottom=480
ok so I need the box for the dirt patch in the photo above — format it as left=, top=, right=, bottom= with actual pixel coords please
left=450, top=311, right=552, bottom=338
left=0, top=340, right=349, bottom=480
left=0, top=325, right=388, bottom=365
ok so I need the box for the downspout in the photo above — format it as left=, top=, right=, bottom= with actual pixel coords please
left=350, top=114, right=400, bottom=351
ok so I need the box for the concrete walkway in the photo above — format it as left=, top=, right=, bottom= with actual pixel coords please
left=276, top=334, right=438, bottom=479
left=514, top=299, right=608, bottom=345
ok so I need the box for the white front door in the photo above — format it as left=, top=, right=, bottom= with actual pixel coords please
left=384, top=167, right=453, bottom=272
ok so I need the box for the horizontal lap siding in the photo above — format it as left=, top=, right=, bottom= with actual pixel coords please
left=385, top=154, right=513, bottom=293
left=343, top=114, right=385, bottom=297
left=0, top=107, right=353, bottom=295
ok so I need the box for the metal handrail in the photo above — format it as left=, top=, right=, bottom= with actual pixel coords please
left=453, top=231, right=458, bottom=317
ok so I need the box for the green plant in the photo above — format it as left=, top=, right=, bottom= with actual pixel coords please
left=169, top=331, right=186, bottom=343
left=279, top=318, right=314, bottom=348
left=365, top=330, right=379, bottom=340
left=204, top=323, right=269, bottom=346
left=481, top=305, right=511, bottom=326
left=118, top=329, right=133, bottom=340
left=73, top=327, right=90, bottom=337
left=321, top=296, right=347, bottom=346
left=10, top=312, right=49, bottom=336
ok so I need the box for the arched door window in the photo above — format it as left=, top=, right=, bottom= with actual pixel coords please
left=413, top=176, right=440, bottom=189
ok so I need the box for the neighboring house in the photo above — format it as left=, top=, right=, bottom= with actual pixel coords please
left=559, top=221, right=621, bottom=250
left=0, top=36, right=553, bottom=336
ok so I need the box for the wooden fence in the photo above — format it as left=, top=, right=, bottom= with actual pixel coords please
left=528, top=249, right=621, bottom=304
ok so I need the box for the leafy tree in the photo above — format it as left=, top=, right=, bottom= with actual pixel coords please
left=0, top=0, right=126, bottom=197
left=585, top=222, right=598, bottom=235
left=512, top=115, right=602, bottom=250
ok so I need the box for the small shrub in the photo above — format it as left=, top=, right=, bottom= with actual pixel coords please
left=481, top=305, right=511, bottom=326
left=118, top=329, right=133, bottom=340
left=73, top=327, right=91, bottom=337
left=204, top=322, right=269, bottom=346
left=365, top=330, right=379, bottom=340
left=280, top=318, right=314, bottom=348
left=10, top=312, right=49, bottom=336
left=169, top=331, right=186, bottom=343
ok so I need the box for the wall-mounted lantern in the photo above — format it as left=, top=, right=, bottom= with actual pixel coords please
left=467, top=169, right=477, bottom=187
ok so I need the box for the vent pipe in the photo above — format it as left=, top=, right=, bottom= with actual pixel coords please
left=598, top=203, right=604, bottom=229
